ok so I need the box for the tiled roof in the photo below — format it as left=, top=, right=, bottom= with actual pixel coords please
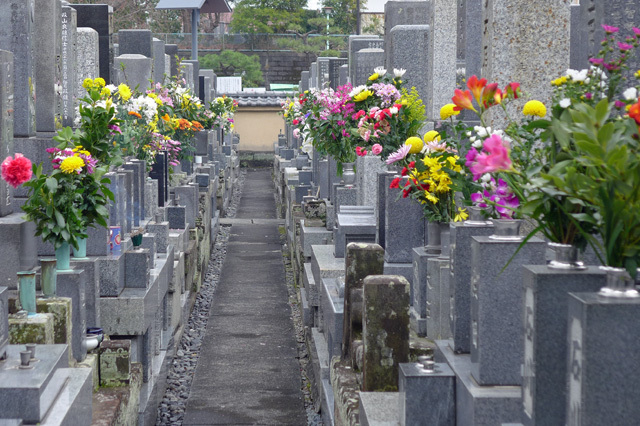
left=233, top=91, right=296, bottom=107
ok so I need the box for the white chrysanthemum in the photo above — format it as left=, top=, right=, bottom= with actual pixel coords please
left=348, top=85, right=367, bottom=97
left=623, top=87, right=638, bottom=101
left=469, top=136, right=477, bottom=143
left=481, top=173, right=492, bottom=183
left=567, top=68, right=588, bottom=82
left=559, top=98, right=571, bottom=108
left=472, top=139, right=483, bottom=149
left=393, top=68, right=406, bottom=78
left=106, top=84, right=117, bottom=93
left=374, top=67, right=387, bottom=76
left=466, top=131, right=472, bottom=137
left=389, top=106, right=398, bottom=114
left=475, top=126, right=490, bottom=138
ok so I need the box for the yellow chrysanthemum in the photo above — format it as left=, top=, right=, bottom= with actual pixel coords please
left=353, top=90, right=373, bottom=102
left=82, top=78, right=93, bottom=89
left=423, top=130, right=441, bottom=143
left=100, top=87, right=110, bottom=97
left=454, top=208, right=469, bottom=222
left=635, top=70, right=640, bottom=79
left=368, top=73, right=379, bottom=81
left=422, top=156, right=440, bottom=169
left=60, top=156, right=85, bottom=174
left=523, top=100, right=547, bottom=117
left=405, top=136, right=424, bottom=154
left=440, top=104, right=460, bottom=120
left=424, top=192, right=438, bottom=204
left=551, top=76, right=568, bottom=86
left=94, top=77, right=106, bottom=87
left=117, top=84, right=132, bottom=101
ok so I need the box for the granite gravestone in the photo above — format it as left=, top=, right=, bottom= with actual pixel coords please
left=76, top=28, right=100, bottom=99
left=329, top=58, right=348, bottom=89
left=60, top=5, right=78, bottom=129
left=384, top=1, right=432, bottom=69
left=428, top=0, right=457, bottom=121
left=115, top=54, right=152, bottom=92
left=0, top=50, right=14, bottom=217
left=316, top=57, right=334, bottom=89
left=348, top=35, right=384, bottom=84
left=118, top=29, right=153, bottom=58
left=521, top=265, right=605, bottom=426
left=0, top=0, right=36, bottom=137
left=165, top=44, right=179, bottom=76
left=470, top=234, right=546, bottom=386
left=572, top=0, right=640, bottom=77
left=353, top=48, right=385, bottom=86
left=34, top=0, right=61, bottom=133
left=481, top=0, right=570, bottom=127
left=73, top=3, right=114, bottom=83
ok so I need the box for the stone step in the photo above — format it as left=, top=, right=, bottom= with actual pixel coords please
left=40, top=367, right=93, bottom=425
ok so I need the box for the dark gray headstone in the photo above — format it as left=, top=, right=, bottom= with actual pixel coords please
left=339, top=64, right=348, bottom=86
left=300, top=70, right=310, bottom=91
left=566, top=291, right=640, bottom=425
left=0, top=0, right=36, bottom=137
left=348, top=35, right=384, bottom=83
left=384, top=1, right=432, bottom=69
left=61, top=5, right=78, bottom=128
left=57, top=268, right=87, bottom=362
left=469, top=235, right=546, bottom=386
left=449, top=221, right=494, bottom=353
left=164, top=44, right=179, bottom=76
left=183, top=59, right=200, bottom=98
left=149, top=151, right=169, bottom=207
left=118, top=29, right=152, bottom=58
left=329, top=58, right=348, bottom=89
left=399, top=362, right=455, bottom=426
left=152, top=38, right=166, bottom=83
left=354, top=48, right=385, bottom=86
left=72, top=4, right=114, bottom=83
left=384, top=176, right=426, bottom=263
left=388, top=25, right=431, bottom=121
left=317, top=57, right=334, bottom=89
left=35, top=0, right=61, bottom=133
left=521, top=266, right=605, bottom=426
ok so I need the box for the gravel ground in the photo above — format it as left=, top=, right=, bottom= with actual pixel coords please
left=156, top=169, right=322, bottom=425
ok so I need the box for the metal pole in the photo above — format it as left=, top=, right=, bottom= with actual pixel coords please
left=191, top=8, right=200, bottom=60
left=325, top=11, right=329, bottom=50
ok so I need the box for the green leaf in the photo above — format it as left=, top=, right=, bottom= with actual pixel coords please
left=45, top=177, right=58, bottom=192
left=54, top=210, right=65, bottom=228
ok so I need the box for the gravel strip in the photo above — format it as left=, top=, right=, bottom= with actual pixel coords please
left=156, top=170, right=246, bottom=425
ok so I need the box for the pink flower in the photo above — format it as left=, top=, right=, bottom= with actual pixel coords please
left=386, top=144, right=410, bottom=165
left=356, top=146, right=368, bottom=157
left=469, top=134, right=512, bottom=178
left=618, top=42, right=634, bottom=51
left=633, top=27, right=640, bottom=37
left=602, top=24, right=619, bottom=34
left=1, top=153, right=32, bottom=188
left=371, top=144, right=383, bottom=155
left=589, top=58, right=604, bottom=65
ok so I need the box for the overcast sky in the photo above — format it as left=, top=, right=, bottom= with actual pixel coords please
left=305, top=0, right=387, bottom=13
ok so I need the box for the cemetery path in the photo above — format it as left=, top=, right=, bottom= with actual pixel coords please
left=183, top=169, right=307, bottom=425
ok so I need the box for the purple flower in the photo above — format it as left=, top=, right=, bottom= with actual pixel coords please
left=589, top=58, right=604, bottom=65
left=615, top=100, right=626, bottom=109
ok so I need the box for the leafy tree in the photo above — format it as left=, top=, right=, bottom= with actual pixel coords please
left=71, top=0, right=182, bottom=33
left=230, top=0, right=307, bottom=34
left=322, top=0, right=362, bottom=35
left=199, top=51, right=264, bottom=87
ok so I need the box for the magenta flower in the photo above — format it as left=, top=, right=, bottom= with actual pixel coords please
left=371, top=144, right=383, bottom=155
left=615, top=100, right=626, bottom=109
left=468, top=134, right=512, bottom=179
left=618, top=42, right=634, bottom=51
left=108, top=124, right=122, bottom=134
left=602, top=24, right=619, bottom=34
left=633, top=27, right=640, bottom=37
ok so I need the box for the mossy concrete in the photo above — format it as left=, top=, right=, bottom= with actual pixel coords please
left=36, top=297, right=72, bottom=345
left=8, top=312, right=55, bottom=344
left=330, top=356, right=360, bottom=426
left=92, top=363, right=142, bottom=426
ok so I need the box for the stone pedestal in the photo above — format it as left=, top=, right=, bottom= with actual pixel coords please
left=399, top=362, right=455, bottom=426
left=565, top=292, right=640, bottom=425
left=521, top=265, right=605, bottom=426
left=470, top=235, right=546, bottom=386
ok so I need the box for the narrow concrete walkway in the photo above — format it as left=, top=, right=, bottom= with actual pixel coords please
left=183, top=169, right=306, bottom=425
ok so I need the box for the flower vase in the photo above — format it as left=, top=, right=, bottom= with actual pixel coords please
left=438, top=223, right=451, bottom=259
left=17, top=271, right=36, bottom=316
left=597, top=266, right=639, bottom=298
left=465, top=206, right=491, bottom=226
left=341, top=162, right=356, bottom=187
left=55, top=242, right=72, bottom=272
left=548, top=242, right=586, bottom=270
left=425, top=221, right=442, bottom=254
left=40, top=259, right=57, bottom=298
left=73, top=236, right=88, bottom=259
left=131, top=234, right=143, bottom=247
left=489, top=219, right=523, bottom=241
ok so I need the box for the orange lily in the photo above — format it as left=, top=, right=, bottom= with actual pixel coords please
left=452, top=89, right=476, bottom=112
left=128, top=111, right=142, bottom=119
left=504, top=82, right=521, bottom=99
left=467, top=75, right=487, bottom=104
left=629, top=101, right=640, bottom=125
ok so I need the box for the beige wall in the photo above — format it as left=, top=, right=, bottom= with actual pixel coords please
left=233, top=107, right=284, bottom=152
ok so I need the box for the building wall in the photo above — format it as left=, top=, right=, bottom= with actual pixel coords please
left=234, top=107, right=284, bottom=152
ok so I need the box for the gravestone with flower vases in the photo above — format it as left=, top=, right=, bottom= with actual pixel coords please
left=329, top=58, right=348, bottom=90
left=76, top=27, right=100, bottom=99
left=61, top=4, right=78, bottom=129
left=34, top=0, right=61, bottom=134
left=348, top=35, right=384, bottom=84
left=353, top=48, right=385, bottom=86
left=152, top=38, right=166, bottom=84
left=115, top=54, right=152, bottom=92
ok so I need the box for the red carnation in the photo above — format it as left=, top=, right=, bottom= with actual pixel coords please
left=1, top=153, right=32, bottom=188
left=389, top=177, right=401, bottom=189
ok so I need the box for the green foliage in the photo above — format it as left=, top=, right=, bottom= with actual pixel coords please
left=230, top=0, right=306, bottom=34
left=199, top=51, right=264, bottom=87
left=72, top=0, right=182, bottom=33
left=321, top=0, right=361, bottom=34
left=401, top=87, right=426, bottom=137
